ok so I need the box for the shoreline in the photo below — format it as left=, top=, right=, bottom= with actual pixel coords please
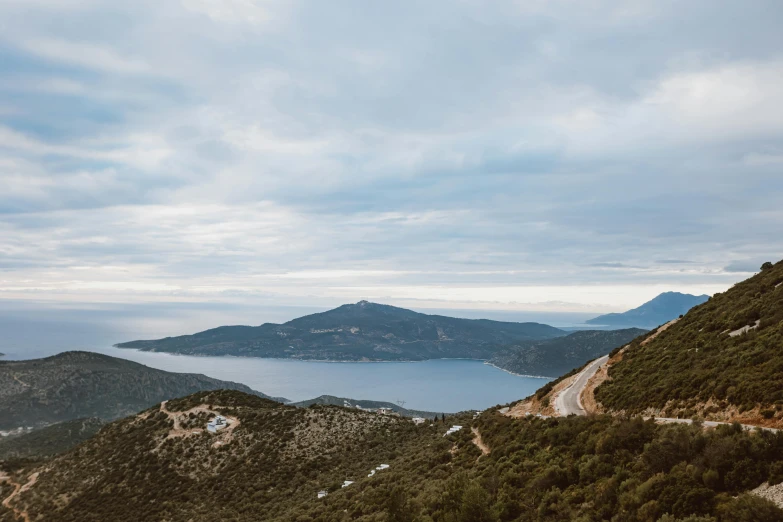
left=482, top=361, right=553, bottom=380
left=111, top=346, right=552, bottom=378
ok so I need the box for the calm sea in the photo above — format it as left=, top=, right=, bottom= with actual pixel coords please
left=0, top=301, right=563, bottom=413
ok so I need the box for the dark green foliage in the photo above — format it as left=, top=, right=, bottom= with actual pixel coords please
left=117, top=300, right=565, bottom=361
left=386, top=487, right=416, bottom=522
left=490, top=328, right=645, bottom=377
left=0, top=351, right=280, bottom=430
left=8, top=391, right=783, bottom=521
left=596, top=259, right=783, bottom=416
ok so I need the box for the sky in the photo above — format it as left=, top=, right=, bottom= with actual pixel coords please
left=1, top=0, right=782, bottom=318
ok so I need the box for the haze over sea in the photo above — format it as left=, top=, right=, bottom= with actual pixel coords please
left=0, top=301, right=578, bottom=413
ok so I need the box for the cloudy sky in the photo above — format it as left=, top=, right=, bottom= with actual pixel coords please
left=1, top=0, right=782, bottom=316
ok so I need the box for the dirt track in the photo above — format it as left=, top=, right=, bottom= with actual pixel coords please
left=1, top=471, right=39, bottom=522
left=471, top=427, right=490, bottom=458
left=157, top=400, right=240, bottom=448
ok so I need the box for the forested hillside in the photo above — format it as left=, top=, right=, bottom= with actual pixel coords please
left=2, top=390, right=782, bottom=521
left=0, top=351, right=279, bottom=430
left=489, top=328, right=646, bottom=377
left=596, top=259, right=783, bottom=424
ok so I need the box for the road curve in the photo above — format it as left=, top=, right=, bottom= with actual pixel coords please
left=550, top=355, right=780, bottom=433
left=554, top=355, right=608, bottom=416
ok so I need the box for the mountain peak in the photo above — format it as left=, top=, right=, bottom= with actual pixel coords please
left=587, top=291, right=709, bottom=328
left=118, top=301, right=565, bottom=360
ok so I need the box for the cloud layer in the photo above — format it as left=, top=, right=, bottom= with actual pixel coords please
left=1, top=0, right=782, bottom=312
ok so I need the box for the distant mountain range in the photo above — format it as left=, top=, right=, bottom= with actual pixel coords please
left=0, top=351, right=283, bottom=430
left=586, top=291, right=709, bottom=328
left=117, top=300, right=566, bottom=361
left=116, top=301, right=659, bottom=376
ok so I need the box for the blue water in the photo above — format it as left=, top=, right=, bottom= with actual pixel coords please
left=96, top=349, right=547, bottom=413
left=0, top=303, right=553, bottom=413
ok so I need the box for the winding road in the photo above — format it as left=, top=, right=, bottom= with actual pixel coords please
left=551, top=354, right=779, bottom=433
left=554, top=355, right=608, bottom=416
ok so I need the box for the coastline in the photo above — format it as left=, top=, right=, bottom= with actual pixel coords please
left=111, top=346, right=553, bottom=379
left=113, top=347, right=480, bottom=365
left=482, top=361, right=553, bottom=380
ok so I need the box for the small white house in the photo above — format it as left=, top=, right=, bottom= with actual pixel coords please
left=412, top=417, right=426, bottom=425
left=444, top=425, right=463, bottom=437
left=342, top=480, right=354, bottom=488
left=317, top=490, right=328, bottom=499
left=378, top=407, right=394, bottom=415
left=207, top=415, right=228, bottom=433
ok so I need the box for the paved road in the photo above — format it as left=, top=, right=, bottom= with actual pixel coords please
left=554, top=355, right=608, bottom=416
left=551, top=355, right=779, bottom=433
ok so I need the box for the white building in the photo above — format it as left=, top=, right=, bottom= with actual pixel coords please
left=368, top=464, right=390, bottom=477
left=341, top=480, right=354, bottom=488
left=207, top=415, right=228, bottom=433
left=317, top=490, right=328, bottom=499
left=412, top=417, right=426, bottom=425
left=444, top=425, right=463, bottom=436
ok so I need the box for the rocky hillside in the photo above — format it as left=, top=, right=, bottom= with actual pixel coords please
left=2, top=390, right=782, bottom=521
left=587, top=291, right=709, bottom=328
left=594, top=260, right=783, bottom=425
left=0, top=351, right=280, bottom=430
left=116, top=301, right=565, bottom=361
left=489, top=328, right=646, bottom=377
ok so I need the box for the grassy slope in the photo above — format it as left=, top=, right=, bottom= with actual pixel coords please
left=595, top=259, right=783, bottom=422
left=5, top=390, right=783, bottom=521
